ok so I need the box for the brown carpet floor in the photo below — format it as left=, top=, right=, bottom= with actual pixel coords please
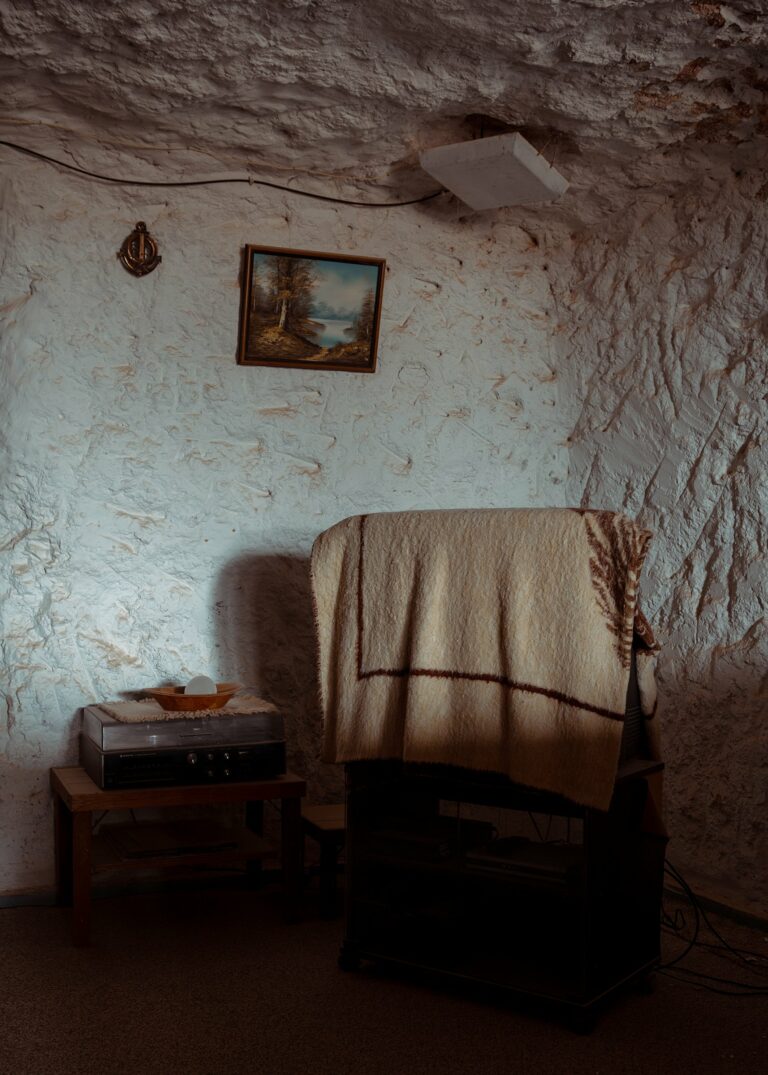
left=0, top=886, right=765, bottom=1075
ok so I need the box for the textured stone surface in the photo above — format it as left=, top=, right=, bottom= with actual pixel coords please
left=0, top=0, right=766, bottom=913
left=0, top=160, right=564, bottom=894
left=556, top=169, right=767, bottom=916
left=1, top=1, right=768, bottom=193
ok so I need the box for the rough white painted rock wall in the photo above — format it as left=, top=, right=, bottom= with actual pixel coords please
left=2, top=142, right=766, bottom=916
left=0, top=161, right=565, bottom=895
left=3, top=0, right=767, bottom=187
left=558, top=169, right=767, bottom=916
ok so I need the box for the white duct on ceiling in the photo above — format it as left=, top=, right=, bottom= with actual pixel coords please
left=420, top=131, right=568, bottom=210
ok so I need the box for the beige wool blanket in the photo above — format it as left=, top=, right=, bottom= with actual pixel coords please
left=311, top=508, right=660, bottom=810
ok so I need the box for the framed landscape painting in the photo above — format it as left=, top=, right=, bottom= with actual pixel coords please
left=237, top=245, right=386, bottom=372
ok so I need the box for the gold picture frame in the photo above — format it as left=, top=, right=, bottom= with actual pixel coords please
left=237, top=245, right=386, bottom=373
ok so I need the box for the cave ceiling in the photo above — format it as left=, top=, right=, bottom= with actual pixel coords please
left=1, top=0, right=767, bottom=199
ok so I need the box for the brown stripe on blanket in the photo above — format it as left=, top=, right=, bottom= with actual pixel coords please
left=571, top=507, right=656, bottom=661
left=356, top=514, right=625, bottom=723
left=359, top=665, right=626, bottom=722
left=580, top=510, right=652, bottom=670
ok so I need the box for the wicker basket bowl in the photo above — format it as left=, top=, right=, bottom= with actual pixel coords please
left=144, top=682, right=241, bottom=711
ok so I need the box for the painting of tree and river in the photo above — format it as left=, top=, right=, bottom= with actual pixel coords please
left=241, top=249, right=384, bottom=371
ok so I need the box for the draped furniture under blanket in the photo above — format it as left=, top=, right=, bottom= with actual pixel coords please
left=311, top=508, right=667, bottom=1028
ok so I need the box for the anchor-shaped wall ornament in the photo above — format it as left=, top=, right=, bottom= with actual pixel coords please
left=117, top=221, right=162, bottom=277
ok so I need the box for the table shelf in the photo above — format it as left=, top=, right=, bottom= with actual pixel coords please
left=91, top=820, right=276, bottom=874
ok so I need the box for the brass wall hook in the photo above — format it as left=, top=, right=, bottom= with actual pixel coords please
left=118, top=221, right=161, bottom=276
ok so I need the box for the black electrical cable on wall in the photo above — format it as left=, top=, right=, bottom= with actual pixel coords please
left=0, top=139, right=446, bottom=208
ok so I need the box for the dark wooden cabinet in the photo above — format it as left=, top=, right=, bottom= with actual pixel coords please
left=340, top=760, right=666, bottom=1027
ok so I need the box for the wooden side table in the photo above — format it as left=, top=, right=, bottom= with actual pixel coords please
left=50, top=766, right=306, bottom=946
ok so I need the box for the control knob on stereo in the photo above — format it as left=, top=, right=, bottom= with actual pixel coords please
left=186, top=752, right=198, bottom=766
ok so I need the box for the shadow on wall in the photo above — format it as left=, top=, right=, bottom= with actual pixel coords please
left=213, top=554, right=339, bottom=801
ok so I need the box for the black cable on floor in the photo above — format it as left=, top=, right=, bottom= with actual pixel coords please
left=661, top=863, right=701, bottom=969
left=670, top=860, right=768, bottom=975
left=660, top=860, right=768, bottom=996
left=662, top=926, right=768, bottom=981
left=659, top=969, right=768, bottom=998
left=693, top=937, right=768, bottom=967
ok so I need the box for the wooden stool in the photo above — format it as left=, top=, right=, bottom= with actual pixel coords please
left=301, top=804, right=345, bottom=916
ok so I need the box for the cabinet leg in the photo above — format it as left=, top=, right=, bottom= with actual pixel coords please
left=71, top=812, right=92, bottom=947
left=338, top=940, right=361, bottom=971
left=564, top=1007, right=597, bottom=1035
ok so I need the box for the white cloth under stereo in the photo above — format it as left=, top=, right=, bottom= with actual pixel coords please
left=97, top=694, right=277, bottom=723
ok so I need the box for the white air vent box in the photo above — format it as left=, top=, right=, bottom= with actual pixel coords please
left=420, top=132, right=568, bottom=210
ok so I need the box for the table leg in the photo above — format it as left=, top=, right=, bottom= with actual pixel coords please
left=281, top=797, right=302, bottom=921
left=72, top=812, right=92, bottom=947
left=246, top=801, right=264, bottom=836
left=319, top=836, right=341, bottom=918
left=245, top=801, right=265, bottom=887
left=54, top=796, right=73, bottom=907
